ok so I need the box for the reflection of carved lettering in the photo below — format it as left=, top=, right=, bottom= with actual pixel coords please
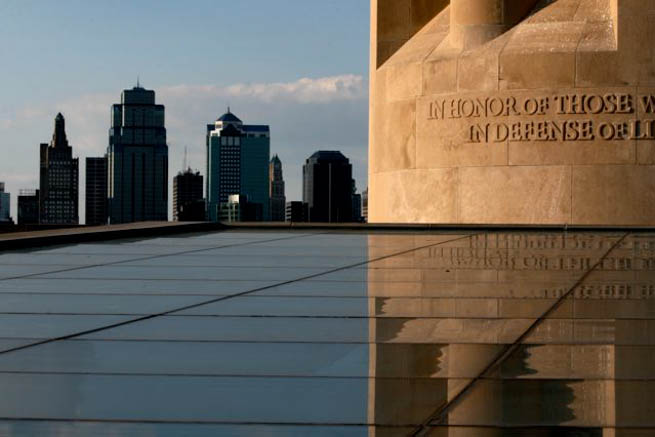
left=427, top=90, right=655, bottom=143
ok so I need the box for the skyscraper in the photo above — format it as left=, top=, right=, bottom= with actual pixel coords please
left=206, top=109, right=270, bottom=222
left=173, top=169, right=204, bottom=221
left=0, top=183, right=10, bottom=223
left=285, top=201, right=308, bottom=223
left=107, top=85, right=168, bottom=224
left=17, top=189, right=39, bottom=225
left=85, top=156, right=108, bottom=226
left=269, top=155, right=285, bottom=222
left=39, top=113, right=79, bottom=224
left=302, top=151, right=353, bottom=223
left=351, top=180, right=363, bottom=223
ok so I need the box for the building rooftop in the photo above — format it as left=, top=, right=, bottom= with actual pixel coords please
left=243, top=125, right=270, bottom=132
left=216, top=109, right=242, bottom=124
left=307, top=150, right=349, bottom=163
left=0, top=224, right=652, bottom=435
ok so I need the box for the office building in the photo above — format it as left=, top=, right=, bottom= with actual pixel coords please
left=206, top=109, right=269, bottom=222
left=351, top=180, right=362, bottom=223
left=269, top=155, right=285, bottom=222
left=362, top=187, right=368, bottom=223
left=173, top=169, right=204, bottom=221
left=107, top=84, right=168, bottom=224
left=218, top=194, right=262, bottom=222
left=85, top=157, right=108, bottom=226
left=302, top=151, right=353, bottom=223
left=17, top=189, right=39, bottom=225
left=39, top=113, right=79, bottom=224
left=285, top=201, right=308, bottom=223
left=0, top=183, right=10, bottom=223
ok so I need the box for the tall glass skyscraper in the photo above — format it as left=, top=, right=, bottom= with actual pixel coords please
left=303, top=151, right=353, bottom=223
left=85, top=156, right=108, bottom=226
left=0, top=183, right=10, bottom=224
left=39, top=113, right=79, bottom=224
left=173, top=169, right=204, bottom=222
left=107, top=85, right=168, bottom=223
left=206, top=109, right=270, bottom=222
left=269, top=155, right=286, bottom=222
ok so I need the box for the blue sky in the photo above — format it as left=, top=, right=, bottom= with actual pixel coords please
left=0, top=0, right=370, bottom=221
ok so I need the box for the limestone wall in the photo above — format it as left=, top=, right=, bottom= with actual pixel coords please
left=369, top=0, right=655, bottom=225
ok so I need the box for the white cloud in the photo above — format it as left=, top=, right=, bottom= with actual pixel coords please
left=225, top=75, right=366, bottom=103
left=162, top=74, right=365, bottom=104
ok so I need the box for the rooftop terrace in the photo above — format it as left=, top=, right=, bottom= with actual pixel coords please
left=0, top=224, right=652, bottom=436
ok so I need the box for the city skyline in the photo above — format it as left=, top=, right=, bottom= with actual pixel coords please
left=0, top=1, right=369, bottom=223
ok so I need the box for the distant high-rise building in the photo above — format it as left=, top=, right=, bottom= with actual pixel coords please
left=269, top=155, right=285, bottom=222
left=206, top=109, right=270, bottom=222
left=107, top=85, right=168, bottom=224
left=0, top=183, right=10, bottom=223
left=351, top=180, right=363, bottom=223
left=18, top=189, right=39, bottom=225
left=173, top=169, right=204, bottom=221
left=85, top=156, right=108, bottom=226
left=285, top=201, right=308, bottom=223
left=39, top=113, right=79, bottom=224
left=362, top=187, right=368, bottom=223
left=218, top=194, right=262, bottom=222
left=302, top=151, right=353, bottom=223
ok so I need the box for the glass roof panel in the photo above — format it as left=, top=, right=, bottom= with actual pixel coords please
left=0, top=229, right=650, bottom=435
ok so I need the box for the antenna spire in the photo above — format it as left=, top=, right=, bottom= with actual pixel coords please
left=183, top=146, right=188, bottom=171
left=137, top=75, right=141, bottom=88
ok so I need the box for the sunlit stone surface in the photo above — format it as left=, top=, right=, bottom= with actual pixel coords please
left=0, top=229, right=652, bottom=435
left=369, top=0, right=655, bottom=225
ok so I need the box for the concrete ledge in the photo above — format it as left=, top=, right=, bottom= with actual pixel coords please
left=221, top=222, right=655, bottom=232
left=0, top=222, right=225, bottom=252
left=2, top=220, right=654, bottom=253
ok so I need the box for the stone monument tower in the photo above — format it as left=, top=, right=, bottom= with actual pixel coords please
left=369, top=0, right=655, bottom=225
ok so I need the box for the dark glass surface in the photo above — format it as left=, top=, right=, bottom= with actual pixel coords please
left=0, top=422, right=369, bottom=437
left=0, top=294, right=204, bottom=315
left=0, top=340, right=368, bottom=377
left=0, top=230, right=651, bottom=435
left=36, top=265, right=332, bottom=281
left=0, top=278, right=278, bottom=294
left=0, top=374, right=367, bottom=423
left=81, top=316, right=368, bottom=342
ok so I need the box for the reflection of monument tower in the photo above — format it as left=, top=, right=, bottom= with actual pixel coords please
left=370, top=1, right=655, bottom=226
left=365, top=233, right=604, bottom=435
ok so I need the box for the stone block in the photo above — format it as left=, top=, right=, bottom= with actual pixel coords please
left=459, top=166, right=572, bottom=224
left=370, top=98, right=416, bottom=173
left=500, top=22, right=584, bottom=90
left=384, top=62, right=421, bottom=101
left=457, top=32, right=512, bottom=92
left=422, top=47, right=461, bottom=96
left=368, top=168, right=458, bottom=223
left=572, top=165, right=655, bottom=225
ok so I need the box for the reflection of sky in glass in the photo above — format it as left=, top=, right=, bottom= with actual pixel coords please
left=0, top=230, right=652, bottom=435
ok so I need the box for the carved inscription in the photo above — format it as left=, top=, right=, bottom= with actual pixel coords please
left=427, top=91, right=655, bottom=143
